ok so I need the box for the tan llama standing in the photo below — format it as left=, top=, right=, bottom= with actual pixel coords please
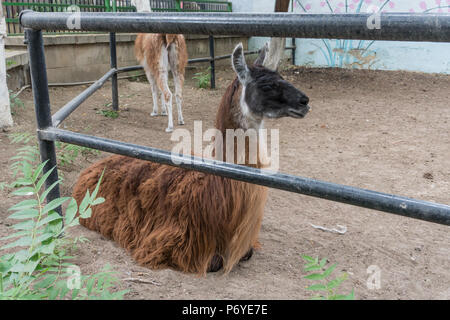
left=131, top=0, right=188, bottom=132
left=135, top=33, right=188, bottom=133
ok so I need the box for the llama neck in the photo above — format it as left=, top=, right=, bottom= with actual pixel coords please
left=215, top=79, right=262, bottom=132
left=214, top=78, right=267, bottom=168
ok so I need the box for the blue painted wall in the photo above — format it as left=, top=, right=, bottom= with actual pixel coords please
left=231, top=0, right=450, bottom=74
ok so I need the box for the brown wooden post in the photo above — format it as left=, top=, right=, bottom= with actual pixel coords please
left=275, top=0, right=291, bottom=12
left=263, top=0, right=291, bottom=70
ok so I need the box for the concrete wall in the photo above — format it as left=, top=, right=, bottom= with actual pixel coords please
left=6, top=49, right=29, bottom=90
left=5, top=33, right=249, bottom=85
left=291, top=0, right=450, bottom=74
left=231, top=0, right=450, bottom=74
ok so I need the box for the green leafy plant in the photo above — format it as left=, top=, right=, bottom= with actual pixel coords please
left=301, top=255, right=354, bottom=300
left=0, top=182, right=7, bottom=191
left=6, top=133, right=99, bottom=179
left=1, top=133, right=100, bottom=194
left=8, top=133, right=40, bottom=180
left=96, top=109, right=119, bottom=119
left=9, top=90, right=25, bottom=115
left=192, top=67, right=211, bottom=89
left=8, top=132, right=35, bottom=145
left=0, top=158, right=127, bottom=300
left=128, top=71, right=145, bottom=82
left=55, top=142, right=100, bottom=167
left=6, top=60, right=17, bottom=68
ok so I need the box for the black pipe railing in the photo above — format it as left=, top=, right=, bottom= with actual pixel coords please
left=52, top=68, right=116, bottom=127
left=26, top=28, right=62, bottom=215
left=20, top=11, right=450, bottom=42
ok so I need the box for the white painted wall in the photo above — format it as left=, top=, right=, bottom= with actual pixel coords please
left=231, top=0, right=291, bottom=59
left=0, top=5, right=13, bottom=128
left=230, top=0, right=450, bottom=74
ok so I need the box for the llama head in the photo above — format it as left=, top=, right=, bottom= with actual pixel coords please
left=232, top=43, right=310, bottom=122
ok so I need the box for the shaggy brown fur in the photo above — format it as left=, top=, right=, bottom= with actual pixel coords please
left=72, top=77, right=268, bottom=275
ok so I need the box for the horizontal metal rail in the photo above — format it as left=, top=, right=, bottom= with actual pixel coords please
left=116, top=65, right=143, bottom=73
left=20, top=11, right=450, bottom=42
left=117, top=47, right=295, bottom=71
left=212, top=46, right=295, bottom=62
left=52, top=68, right=117, bottom=127
left=38, top=127, right=450, bottom=226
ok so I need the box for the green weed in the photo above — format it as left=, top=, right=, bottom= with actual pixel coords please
left=193, top=67, right=211, bottom=89
left=301, top=255, right=355, bottom=300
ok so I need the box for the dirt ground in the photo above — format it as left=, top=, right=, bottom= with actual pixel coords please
left=0, top=64, right=449, bottom=300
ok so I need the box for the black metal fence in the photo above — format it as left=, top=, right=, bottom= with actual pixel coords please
left=19, top=11, right=450, bottom=225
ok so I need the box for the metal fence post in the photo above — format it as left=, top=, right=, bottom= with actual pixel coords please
left=25, top=28, right=62, bottom=215
left=291, top=37, right=296, bottom=65
left=291, top=0, right=296, bottom=65
left=209, top=35, right=215, bottom=89
left=109, top=0, right=119, bottom=111
left=110, top=32, right=119, bottom=111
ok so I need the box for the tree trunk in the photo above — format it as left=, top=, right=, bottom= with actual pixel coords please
left=0, top=6, right=13, bottom=129
left=274, top=0, right=291, bottom=12
left=262, top=0, right=291, bottom=71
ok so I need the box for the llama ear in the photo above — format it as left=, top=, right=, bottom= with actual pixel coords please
left=253, top=42, right=269, bottom=66
left=232, top=43, right=250, bottom=84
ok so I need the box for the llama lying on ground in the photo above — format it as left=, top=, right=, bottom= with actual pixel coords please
left=135, top=33, right=188, bottom=132
left=72, top=43, right=310, bottom=275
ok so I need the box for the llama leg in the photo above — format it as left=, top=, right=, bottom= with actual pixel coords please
left=172, top=72, right=184, bottom=125
left=156, top=46, right=173, bottom=132
left=147, top=73, right=159, bottom=117
left=207, top=254, right=224, bottom=272
left=156, top=73, right=173, bottom=132
left=141, top=57, right=159, bottom=116
left=239, top=248, right=254, bottom=262
left=160, top=91, right=167, bottom=116
left=168, top=44, right=185, bottom=125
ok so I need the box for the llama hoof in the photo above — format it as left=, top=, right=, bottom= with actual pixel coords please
left=207, top=255, right=223, bottom=272
left=161, top=111, right=168, bottom=116
left=151, top=112, right=158, bottom=117
left=165, top=127, right=173, bottom=133
left=240, top=248, right=253, bottom=262
left=178, top=119, right=185, bottom=125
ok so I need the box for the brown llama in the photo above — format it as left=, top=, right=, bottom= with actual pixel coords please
left=72, top=43, right=310, bottom=275
left=135, top=32, right=188, bottom=132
